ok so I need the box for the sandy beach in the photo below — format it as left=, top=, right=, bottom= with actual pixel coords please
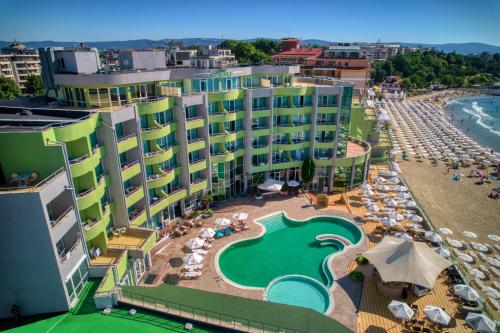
left=406, top=89, right=483, bottom=105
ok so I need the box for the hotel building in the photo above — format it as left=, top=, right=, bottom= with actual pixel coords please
left=0, top=48, right=378, bottom=316
left=0, top=43, right=41, bottom=92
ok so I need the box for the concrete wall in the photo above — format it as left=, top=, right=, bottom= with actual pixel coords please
left=119, top=51, right=166, bottom=70
left=54, top=51, right=99, bottom=74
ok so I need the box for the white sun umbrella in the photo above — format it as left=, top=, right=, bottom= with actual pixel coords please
left=287, top=180, right=300, bottom=187
left=199, top=228, right=215, bottom=239
left=425, top=231, right=443, bottom=243
left=487, top=234, right=500, bottom=242
left=381, top=217, right=398, bottom=228
left=396, top=231, right=413, bottom=241
left=183, top=253, right=204, bottom=265
left=454, top=284, right=481, bottom=302
left=484, top=287, right=500, bottom=299
left=466, top=313, right=496, bottom=333
left=232, top=212, right=248, bottom=221
left=470, top=242, right=489, bottom=253
left=408, top=214, right=423, bottom=223
left=388, top=213, right=404, bottom=221
left=367, top=203, right=380, bottom=212
left=455, top=251, right=474, bottom=263
left=360, top=183, right=372, bottom=190
left=377, top=184, right=391, bottom=191
left=374, top=176, right=387, bottom=183
left=185, top=237, right=205, bottom=250
left=447, top=238, right=463, bottom=249
left=469, top=268, right=486, bottom=280
left=383, top=198, right=398, bottom=207
left=423, top=305, right=451, bottom=326
left=396, top=192, right=411, bottom=200
left=406, top=200, right=417, bottom=208
left=463, top=231, right=478, bottom=239
left=395, top=185, right=408, bottom=192
left=486, top=257, right=500, bottom=268
left=439, top=227, right=453, bottom=235
left=214, top=217, right=231, bottom=226
left=433, top=247, right=451, bottom=259
left=387, top=300, right=415, bottom=321
left=362, top=189, right=375, bottom=197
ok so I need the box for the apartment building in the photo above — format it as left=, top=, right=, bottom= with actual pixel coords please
left=0, top=48, right=377, bottom=314
left=0, top=43, right=41, bottom=91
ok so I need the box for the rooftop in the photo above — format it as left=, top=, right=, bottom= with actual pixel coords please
left=273, top=48, right=323, bottom=58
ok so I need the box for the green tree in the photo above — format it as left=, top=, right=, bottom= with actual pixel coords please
left=25, top=75, right=45, bottom=96
left=372, top=67, right=387, bottom=83
left=440, top=74, right=454, bottom=87
left=0, top=77, right=21, bottom=100
left=301, top=157, right=316, bottom=188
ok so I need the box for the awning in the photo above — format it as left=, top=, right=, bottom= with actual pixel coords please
left=258, top=178, right=285, bottom=192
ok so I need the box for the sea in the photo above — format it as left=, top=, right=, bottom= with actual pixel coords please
left=444, top=95, right=500, bottom=153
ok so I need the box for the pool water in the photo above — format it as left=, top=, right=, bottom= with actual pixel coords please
left=266, top=275, right=330, bottom=313
left=218, top=212, right=362, bottom=289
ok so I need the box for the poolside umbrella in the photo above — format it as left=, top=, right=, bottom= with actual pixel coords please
left=185, top=238, right=205, bottom=250
left=287, top=180, right=300, bottom=187
left=367, top=203, right=380, bottom=212
left=423, top=305, right=451, bottom=326
left=455, top=251, right=474, bottom=263
left=469, top=268, right=486, bottom=280
left=484, top=287, right=500, bottom=299
left=463, top=231, right=478, bottom=239
left=446, top=238, right=463, bottom=249
left=387, top=300, right=415, bottom=321
left=183, top=253, right=203, bottom=265
left=453, top=284, right=481, bottom=302
left=433, top=247, right=451, bottom=259
left=439, top=227, right=453, bottom=235
left=487, top=234, right=500, bottom=242
left=405, top=200, right=417, bottom=208
left=408, top=215, right=423, bottom=223
left=395, top=232, right=413, bottom=241
left=470, top=242, right=489, bottom=253
left=486, top=257, right=500, bottom=268
left=424, top=231, right=443, bottom=243
left=214, top=217, right=231, bottom=226
left=199, top=228, right=215, bottom=239
left=232, top=212, right=248, bottom=221
left=465, top=313, right=496, bottom=333
left=381, top=217, right=398, bottom=228
left=383, top=198, right=398, bottom=207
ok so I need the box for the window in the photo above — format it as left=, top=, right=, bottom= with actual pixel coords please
left=252, top=97, right=266, bottom=110
left=208, top=102, right=219, bottom=115
left=273, top=96, right=288, bottom=108
left=65, top=260, right=88, bottom=303
left=223, top=99, right=243, bottom=112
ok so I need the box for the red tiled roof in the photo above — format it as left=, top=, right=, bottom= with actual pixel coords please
left=273, top=48, right=323, bottom=58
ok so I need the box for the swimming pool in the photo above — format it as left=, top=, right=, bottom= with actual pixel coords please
left=217, top=212, right=363, bottom=312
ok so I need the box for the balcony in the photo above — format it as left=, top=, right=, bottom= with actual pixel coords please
left=141, top=122, right=176, bottom=141
left=186, top=116, right=205, bottom=130
left=147, top=168, right=175, bottom=188
left=83, top=203, right=111, bottom=240
left=125, top=186, right=144, bottom=208
left=117, top=134, right=138, bottom=154
left=144, top=146, right=174, bottom=165
left=59, top=238, right=84, bottom=265
left=121, top=161, right=141, bottom=181
left=316, top=123, right=337, bottom=131
left=190, top=178, right=208, bottom=194
left=188, top=159, right=207, bottom=173
left=107, top=227, right=156, bottom=255
left=69, top=145, right=105, bottom=178
left=252, top=109, right=271, bottom=118
left=251, top=127, right=271, bottom=136
left=50, top=206, right=76, bottom=229
left=128, top=207, right=147, bottom=227
left=76, top=175, right=108, bottom=211
left=188, top=139, right=206, bottom=152
left=275, top=106, right=313, bottom=116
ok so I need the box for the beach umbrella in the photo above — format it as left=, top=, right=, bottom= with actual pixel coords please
left=185, top=238, right=205, bottom=250
left=465, top=313, right=496, bottom=333
left=396, top=192, right=411, bottom=200
left=487, top=234, right=500, bottom=242
left=214, top=217, right=231, bottom=226
left=455, top=251, right=474, bottom=263
left=387, top=300, right=414, bottom=321
left=425, top=231, right=443, bottom=243
left=388, top=213, right=404, bottom=221
left=463, top=231, right=478, bottom=239
left=395, top=232, right=413, bottom=241
left=439, top=227, right=453, bottom=235
left=367, top=203, right=379, bottom=212
left=433, top=247, right=451, bottom=259
left=287, top=180, right=300, bottom=187
left=447, top=238, right=463, bottom=249
left=395, top=185, right=408, bottom=192
left=381, top=217, right=398, bottom=228
left=454, top=284, right=481, bottom=302
left=483, top=287, right=500, bottom=299
left=232, top=212, right=248, bottom=221
left=199, top=228, right=215, bottom=239
left=486, top=257, right=500, bottom=268
left=470, top=242, right=489, bottom=253
left=469, top=268, right=486, bottom=280
left=362, top=189, right=375, bottom=197
left=183, top=253, right=204, bottom=265
left=374, top=176, right=386, bottom=183
left=377, top=184, right=391, bottom=191
left=406, top=200, right=417, bottom=208
left=408, top=215, right=423, bottom=223
left=383, top=198, right=398, bottom=207
left=388, top=177, right=400, bottom=184
left=361, top=183, right=372, bottom=190
left=423, top=305, right=451, bottom=326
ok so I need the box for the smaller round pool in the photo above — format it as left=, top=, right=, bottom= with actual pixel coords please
left=265, top=275, right=330, bottom=313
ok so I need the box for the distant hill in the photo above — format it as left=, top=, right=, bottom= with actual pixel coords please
left=1, top=39, right=499, bottom=54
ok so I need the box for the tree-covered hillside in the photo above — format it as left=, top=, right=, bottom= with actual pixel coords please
left=372, top=51, right=500, bottom=89
left=219, top=39, right=281, bottom=64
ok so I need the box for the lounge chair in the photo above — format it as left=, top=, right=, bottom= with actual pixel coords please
left=214, top=230, right=224, bottom=238
left=223, top=227, right=233, bottom=236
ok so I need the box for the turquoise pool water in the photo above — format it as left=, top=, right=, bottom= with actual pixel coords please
left=218, top=212, right=362, bottom=289
left=266, top=275, right=330, bottom=313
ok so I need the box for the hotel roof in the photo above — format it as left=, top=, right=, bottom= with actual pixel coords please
left=273, top=48, right=323, bottom=58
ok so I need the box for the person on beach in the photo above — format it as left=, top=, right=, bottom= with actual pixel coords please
left=466, top=128, right=470, bottom=133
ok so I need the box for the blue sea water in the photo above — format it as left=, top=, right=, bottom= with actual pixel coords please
left=444, top=96, right=500, bottom=152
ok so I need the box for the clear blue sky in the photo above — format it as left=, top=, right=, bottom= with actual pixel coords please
left=1, top=0, right=499, bottom=45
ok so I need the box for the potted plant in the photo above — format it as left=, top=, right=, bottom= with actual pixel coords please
left=355, top=255, right=369, bottom=265
left=191, top=210, right=201, bottom=220
left=201, top=193, right=213, bottom=209
left=349, top=271, right=364, bottom=282
left=281, top=182, right=290, bottom=195
left=203, top=208, right=214, bottom=218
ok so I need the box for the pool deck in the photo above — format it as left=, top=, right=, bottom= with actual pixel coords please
left=147, top=195, right=367, bottom=331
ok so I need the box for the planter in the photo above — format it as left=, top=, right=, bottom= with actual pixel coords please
left=255, top=195, right=263, bottom=200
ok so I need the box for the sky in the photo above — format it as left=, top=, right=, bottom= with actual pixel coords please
left=0, top=0, right=499, bottom=45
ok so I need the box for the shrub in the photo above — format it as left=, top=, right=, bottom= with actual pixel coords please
left=355, top=256, right=369, bottom=265
left=349, top=271, right=364, bottom=282
left=204, top=208, right=214, bottom=216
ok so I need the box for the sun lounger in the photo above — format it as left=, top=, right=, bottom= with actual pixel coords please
left=202, top=243, right=212, bottom=249
left=181, top=271, right=202, bottom=279
left=193, top=249, right=208, bottom=255
left=223, top=227, right=233, bottom=236
left=183, top=264, right=203, bottom=271
left=487, top=297, right=500, bottom=312
left=214, top=230, right=224, bottom=238
left=490, top=266, right=500, bottom=277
